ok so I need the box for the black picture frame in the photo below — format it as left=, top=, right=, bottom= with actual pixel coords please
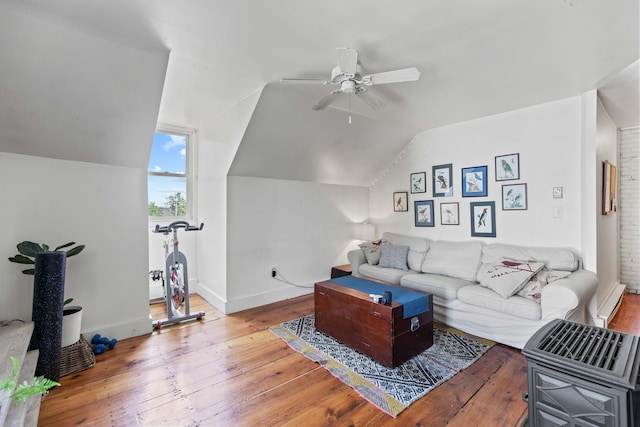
left=393, top=192, right=408, bottom=212
left=495, top=153, right=520, bottom=181
left=440, top=202, right=459, bottom=225
left=410, top=172, right=427, bottom=193
left=502, top=183, right=528, bottom=210
left=470, top=201, right=496, bottom=237
left=414, top=200, right=434, bottom=227
left=432, top=164, right=453, bottom=197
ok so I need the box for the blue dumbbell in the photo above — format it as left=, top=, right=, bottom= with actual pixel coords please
left=91, top=334, right=117, bottom=350
left=93, top=343, right=106, bottom=355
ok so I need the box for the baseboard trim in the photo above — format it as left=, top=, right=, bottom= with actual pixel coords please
left=596, top=284, right=626, bottom=328
left=82, top=316, right=152, bottom=342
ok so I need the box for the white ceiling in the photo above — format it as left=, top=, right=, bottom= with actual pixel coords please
left=1, top=0, right=638, bottom=186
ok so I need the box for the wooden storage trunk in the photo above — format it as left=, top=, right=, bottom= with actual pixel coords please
left=314, top=280, right=433, bottom=368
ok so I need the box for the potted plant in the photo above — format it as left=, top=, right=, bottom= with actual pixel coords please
left=9, top=241, right=85, bottom=347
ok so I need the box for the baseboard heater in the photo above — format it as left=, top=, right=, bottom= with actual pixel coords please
left=522, top=319, right=639, bottom=427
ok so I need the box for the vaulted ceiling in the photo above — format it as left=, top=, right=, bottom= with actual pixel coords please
left=1, top=0, right=638, bottom=186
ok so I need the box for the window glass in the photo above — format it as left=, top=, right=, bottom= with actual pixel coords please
left=148, top=130, right=190, bottom=218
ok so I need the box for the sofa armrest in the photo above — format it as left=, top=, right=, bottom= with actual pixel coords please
left=540, top=269, right=598, bottom=322
left=348, top=249, right=366, bottom=275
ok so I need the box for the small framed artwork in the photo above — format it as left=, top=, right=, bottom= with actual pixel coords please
left=495, top=153, right=520, bottom=181
left=470, top=201, right=496, bottom=237
left=440, top=202, right=459, bottom=225
left=410, top=172, right=427, bottom=194
left=603, top=160, right=617, bottom=215
left=502, top=183, right=528, bottom=210
left=393, top=192, right=408, bottom=212
left=462, top=166, right=488, bottom=197
left=432, top=163, right=453, bottom=197
left=414, top=200, right=434, bottom=227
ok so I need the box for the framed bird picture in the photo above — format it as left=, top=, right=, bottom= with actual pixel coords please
left=440, top=202, right=459, bottom=225
left=432, top=164, right=453, bottom=197
left=495, top=153, right=520, bottom=181
left=462, top=166, right=488, bottom=197
left=393, top=192, right=408, bottom=212
left=470, top=201, right=496, bottom=237
left=410, top=172, right=426, bottom=193
left=502, top=183, right=527, bottom=210
left=414, top=200, right=434, bottom=227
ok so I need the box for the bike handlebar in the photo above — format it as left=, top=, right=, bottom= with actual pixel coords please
left=153, top=221, right=205, bottom=234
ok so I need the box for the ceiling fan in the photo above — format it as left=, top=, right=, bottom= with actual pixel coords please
left=281, top=48, right=421, bottom=111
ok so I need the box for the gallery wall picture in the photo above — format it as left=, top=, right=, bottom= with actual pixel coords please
left=440, top=202, right=459, bottom=225
left=410, top=172, right=427, bottom=193
left=393, top=192, right=408, bottom=212
left=603, top=160, right=617, bottom=215
left=502, top=183, right=527, bottom=210
left=470, top=201, right=496, bottom=237
left=432, top=163, right=453, bottom=197
left=495, top=153, right=520, bottom=181
left=414, top=200, right=434, bottom=227
left=462, top=166, right=488, bottom=197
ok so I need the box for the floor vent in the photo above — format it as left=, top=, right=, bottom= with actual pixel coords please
left=523, top=319, right=640, bottom=427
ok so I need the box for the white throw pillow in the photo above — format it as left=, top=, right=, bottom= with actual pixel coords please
left=358, top=239, right=385, bottom=265
left=517, top=268, right=571, bottom=302
left=477, top=258, right=545, bottom=298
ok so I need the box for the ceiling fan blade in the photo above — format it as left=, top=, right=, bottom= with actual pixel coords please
left=336, top=48, right=358, bottom=75
left=280, top=78, right=328, bottom=84
left=312, top=91, right=341, bottom=111
left=362, top=67, right=421, bottom=85
left=355, top=87, right=386, bottom=109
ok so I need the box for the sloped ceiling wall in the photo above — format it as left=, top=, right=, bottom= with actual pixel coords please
left=0, top=1, right=168, bottom=169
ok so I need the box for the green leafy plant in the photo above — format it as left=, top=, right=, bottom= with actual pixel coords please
left=8, top=241, right=85, bottom=305
left=0, top=356, right=59, bottom=403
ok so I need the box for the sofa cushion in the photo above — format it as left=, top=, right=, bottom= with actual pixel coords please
left=482, top=243, right=579, bottom=272
left=420, top=240, right=483, bottom=282
left=477, top=258, right=544, bottom=298
left=457, top=285, right=541, bottom=321
left=378, top=242, right=409, bottom=270
left=401, top=273, right=475, bottom=301
left=358, top=264, right=411, bottom=285
left=516, top=268, right=571, bottom=302
left=358, top=239, right=384, bottom=265
left=381, top=232, right=430, bottom=271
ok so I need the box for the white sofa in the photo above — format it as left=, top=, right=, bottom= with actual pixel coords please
left=347, top=232, right=599, bottom=349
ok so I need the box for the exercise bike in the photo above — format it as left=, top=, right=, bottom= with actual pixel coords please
left=151, top=220, right=205, bottom=329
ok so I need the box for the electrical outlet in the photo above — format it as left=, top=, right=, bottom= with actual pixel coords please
left=271, top=268, right=277, bottom=278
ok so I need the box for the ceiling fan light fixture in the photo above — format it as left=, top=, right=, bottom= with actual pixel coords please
left=341, top=80, right=356, bottom=94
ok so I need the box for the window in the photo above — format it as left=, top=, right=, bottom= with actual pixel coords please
left=148, top=125, right=196, bottom=218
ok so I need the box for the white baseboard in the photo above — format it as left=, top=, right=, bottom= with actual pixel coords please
left=82, top=315, right=152, bottom=343
left=596, top=284, right=626, bottom=328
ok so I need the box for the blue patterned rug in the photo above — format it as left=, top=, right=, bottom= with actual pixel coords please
left=269, top=315, right=492, bottom=418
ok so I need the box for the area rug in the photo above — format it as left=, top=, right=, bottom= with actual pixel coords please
left=269, top=315, right=492, bottom=418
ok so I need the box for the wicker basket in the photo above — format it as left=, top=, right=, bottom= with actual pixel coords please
left=60, top=335, right=95, bottom=377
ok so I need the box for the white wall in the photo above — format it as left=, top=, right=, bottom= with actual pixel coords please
left=0, top=153, right=151, bottom=339
left=224, top=176, right=368, bottom=313
left=619, top=127, right=640, bottom=293
left=370, top=97, right=586, bottom=252
left=595, top=98, right=620, bottom=305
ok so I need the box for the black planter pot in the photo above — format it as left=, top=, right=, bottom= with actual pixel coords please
left=31, top=251, right=66, bottom=382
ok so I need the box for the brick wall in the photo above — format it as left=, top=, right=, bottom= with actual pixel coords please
left=619, top=127, right=640, bottom=293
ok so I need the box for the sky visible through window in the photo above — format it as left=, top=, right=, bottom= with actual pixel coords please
left=148, top=132, right=187, bottom=206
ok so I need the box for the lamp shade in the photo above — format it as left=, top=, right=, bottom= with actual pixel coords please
left=354, top=223, right=375, bottom=241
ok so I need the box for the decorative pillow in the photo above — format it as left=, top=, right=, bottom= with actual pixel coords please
left=359, top=239, right=384, bottom=265
left=517, top=268, right=571, bottom=302
left=477, top=258, right=544, bottom=298
left=378, top=242, right=409, bottom=270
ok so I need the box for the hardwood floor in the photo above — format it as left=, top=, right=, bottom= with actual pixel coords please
left=39, top=293, right=640, bottom=426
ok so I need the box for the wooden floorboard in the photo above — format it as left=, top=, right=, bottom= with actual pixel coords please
left=38, top=293, right=640, bottom=426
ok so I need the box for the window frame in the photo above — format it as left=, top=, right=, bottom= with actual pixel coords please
left=148, top=124, right=198, bottom=222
